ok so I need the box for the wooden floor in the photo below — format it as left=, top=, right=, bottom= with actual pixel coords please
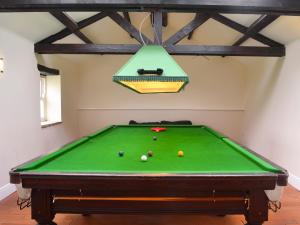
left=0, top=186, right=299, bottom=225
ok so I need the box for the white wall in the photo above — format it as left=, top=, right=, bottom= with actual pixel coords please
left=77, top=55, right=248, bottom=140
left=241, top=40, right=300, bottom=189
left=0, top=27, right=79, bottom=196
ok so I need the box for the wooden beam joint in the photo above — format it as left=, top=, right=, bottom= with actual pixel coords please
left=164, top=13, right=210, bottom=46
left=50, top=11, right=93, bottom=44
left=37, top=11, right=109, bottom=44
left=211, top=14, right=283, bottom=47
left=109, top=12, right=153, bottom=45
left=233, top=15, right=280, bottom=46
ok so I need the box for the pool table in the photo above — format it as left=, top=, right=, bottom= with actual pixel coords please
left=10, top=125, right=288, bottom=225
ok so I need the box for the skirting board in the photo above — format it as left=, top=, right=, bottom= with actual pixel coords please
left=0, top=183, right=16, bottom=201
left=289, top=173, right=300, bottom=191
left=0, top=174, right=299, bottom=201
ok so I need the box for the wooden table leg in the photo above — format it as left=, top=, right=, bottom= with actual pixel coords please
left=245, top=190, right=269, bottom=225
left=31, top=189, right=56, bottom=225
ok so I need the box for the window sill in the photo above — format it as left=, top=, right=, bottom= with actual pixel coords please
left=41, top=121, right=62, bottom=128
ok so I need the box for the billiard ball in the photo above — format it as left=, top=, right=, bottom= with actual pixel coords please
left=118, top=151, right=124, bottom=157
left=153, top=136, right=157, bottom=141
left=178, top=150, right=184, bottom=157
left=147, top=151, right=153, bottom=157
left=141, top=155, right=148, bottom=162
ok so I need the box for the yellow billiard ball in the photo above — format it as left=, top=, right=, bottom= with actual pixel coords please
left=178, top=150, right=184, bottom=157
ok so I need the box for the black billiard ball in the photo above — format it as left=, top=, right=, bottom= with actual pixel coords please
left=147, top=151, right=153, bottom=157
left=118, top=151, right=124, bottom=157
left=153, top=136, right=157, bottom=141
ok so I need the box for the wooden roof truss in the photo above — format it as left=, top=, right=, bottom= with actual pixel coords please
left=1, top=1, right=297, bottom=57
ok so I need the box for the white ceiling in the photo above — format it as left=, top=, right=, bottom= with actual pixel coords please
left=0, top=12, right=300, bottom=63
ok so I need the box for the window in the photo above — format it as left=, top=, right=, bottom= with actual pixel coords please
left=40, top=76, right=47, bottom=122
left=39, top=75, right=62, bottom=127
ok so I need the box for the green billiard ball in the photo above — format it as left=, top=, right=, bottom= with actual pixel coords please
left=118, top=151, right=124, bottom=157
left=153, top=136, right=157, bottom=141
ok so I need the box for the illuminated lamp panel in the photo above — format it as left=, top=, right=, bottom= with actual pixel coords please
left=120, top=81, right=185, bottom=93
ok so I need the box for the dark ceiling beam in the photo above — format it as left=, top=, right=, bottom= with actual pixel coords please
left=35, top=43, right=285, bottom=57
left=153, top=10, right=163, bottom=45
left=123, top=12, right=133, bottom=38
left=150, top=12, right=154, bottom=26
left=166, top=45, right=285, bottom=57
left=1, top=0, right=300, bottom=15
left=151, top=11, right=167, bottom=27
left=211, top=14, right=283, bottom=47
left=123, top=12, right=131, bottom=23
left=37, top=64, right=60, bottom=75
left=38, top=11, right=109, bottom=44
left=187, top=13, right=200, bottom=40
left=162, top=12, right=168, bottom=27
left=50, top=11, right=93, bottom=43
left=109, top=12, right=152, bottom=45
left=35, top=44, right=141, bottom=54
left=233, top=15, right=280, bottom=46
left=163, top=13, right=210, bottom=46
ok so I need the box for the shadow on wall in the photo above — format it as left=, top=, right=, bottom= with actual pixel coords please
left=245, top=57, right=285, bottom=122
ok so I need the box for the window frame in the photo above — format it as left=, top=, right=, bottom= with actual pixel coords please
left=40, top=75, right=47, bottom=122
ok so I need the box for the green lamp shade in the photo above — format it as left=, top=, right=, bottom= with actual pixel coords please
left=113, top=45, right=189, bottom=94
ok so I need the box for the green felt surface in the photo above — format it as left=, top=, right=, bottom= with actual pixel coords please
left=17, top=125, right=282, bottom=174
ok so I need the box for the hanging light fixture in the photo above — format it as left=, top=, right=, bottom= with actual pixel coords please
left=113, top=45, right=189, bottom=94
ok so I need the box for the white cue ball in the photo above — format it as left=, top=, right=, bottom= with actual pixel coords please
left=141, top=155, right=148, bottom=162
